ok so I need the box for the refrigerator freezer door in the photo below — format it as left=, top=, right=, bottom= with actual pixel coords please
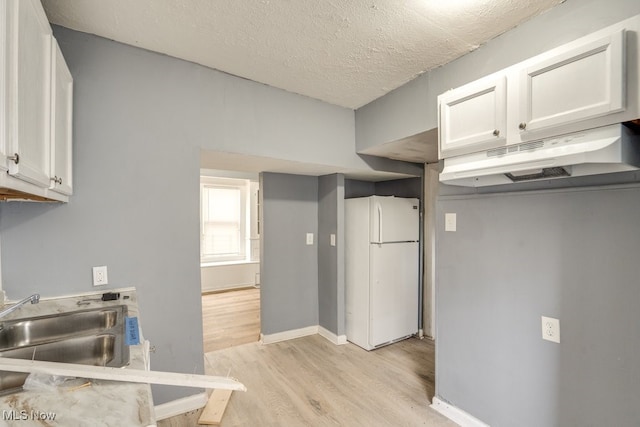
left=370, top=197, right=419, bottom=243
left=369, top=242, right=419, bottom=347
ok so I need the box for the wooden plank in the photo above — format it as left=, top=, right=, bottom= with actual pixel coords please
left=198, top=389, right=233, bottom=425
left=0, top=358, right=246, bottom=391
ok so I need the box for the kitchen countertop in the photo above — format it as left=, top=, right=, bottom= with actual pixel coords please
left=0, top=289, right=156, bottom=427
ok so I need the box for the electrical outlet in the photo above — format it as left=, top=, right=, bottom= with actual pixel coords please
left=541, top=316, right=560, bottom=343
left=306, top=233, right=314, bottom=245
left=93, top=266, right=108, bottom=286
left=330, top=234, right=336, bottom=247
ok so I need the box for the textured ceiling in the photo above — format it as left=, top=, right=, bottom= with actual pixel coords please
left=41, top=0, right=564, bottom=109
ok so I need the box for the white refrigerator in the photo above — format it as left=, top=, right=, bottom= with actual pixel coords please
left=345, top=195, right=419, bottom=351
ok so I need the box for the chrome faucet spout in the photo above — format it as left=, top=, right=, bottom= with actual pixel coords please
left=0, top=293, right=40, bottom=319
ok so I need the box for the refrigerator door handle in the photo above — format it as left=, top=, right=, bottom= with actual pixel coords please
left=377, top=204, right=383, bottom=243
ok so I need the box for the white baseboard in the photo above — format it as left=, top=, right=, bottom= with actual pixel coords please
left=154, top=392, right=208, bottom=421
left=201, top=282, right=255, bottom=293
left=261, top=325, right=319, bottom=344
left=261, top=325, right=348, bottom=346
left=318, top=326, right=347, bottom=345
left=431, top=396, right=490, bottom=427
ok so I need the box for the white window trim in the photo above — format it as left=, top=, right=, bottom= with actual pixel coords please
left=200, top=176, right=250, bottom=265
left=201, top=260, right=260, bottom=268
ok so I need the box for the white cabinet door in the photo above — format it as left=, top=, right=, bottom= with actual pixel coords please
left=439, top=75, right=507, bottom=158
left=519, top=29, right=626, bottom=136
left=0, top=2, right=10, bottom=173
left=50, top=39, right=73, bottom=196
left=6, top=0, right=52, bottom=188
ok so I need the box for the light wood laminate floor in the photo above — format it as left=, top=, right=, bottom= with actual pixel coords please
left=198, top=336, right=450, bottom=427
left=160, top=288, right=450, bottom=426
left=201, top=287, right=261, bottom=353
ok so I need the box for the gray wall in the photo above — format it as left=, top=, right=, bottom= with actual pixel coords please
left=260, top=172, right=347, bottom=337
left=344, top=179, right=375, bottom=199
left=355, top=74, right=430, bottom=152
left=355, top=0, right=640, bottom=151
left=317, top=174, right=345, bottom=336
left=260, top=173, right=319, bottom=335
left=436, top=185, right=640, bottom=426
left=0, top=27, right=205, bottom=403
left=0, top=26, right=403, bottom=405
left=345, top=177, right=422, bottom=199
left=375, top=177, right=422, bottom=199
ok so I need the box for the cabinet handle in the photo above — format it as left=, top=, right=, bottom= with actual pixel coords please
left=493, top=129, right=500, bottom=137
left=50, top=176, right=62, bottom=185
left=58, top=177, right=63, bottom=185
left=7, top=153, right=19, bottom=164
left=519, top=122, right=527, bottom=130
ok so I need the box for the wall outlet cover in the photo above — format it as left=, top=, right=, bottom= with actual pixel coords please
left=306, top=233, right=314, bottom=245
left=541, top=316, right=560, bottom=343
left=93, top=266, right=109, bottom=286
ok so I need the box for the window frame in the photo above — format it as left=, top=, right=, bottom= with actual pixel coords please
left=200, top=176, right=249, bottom=264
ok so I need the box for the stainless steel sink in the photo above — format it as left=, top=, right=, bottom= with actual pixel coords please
left=0, top=307, right=121, bottom=349
left=0, top=305, right=130, bottom=394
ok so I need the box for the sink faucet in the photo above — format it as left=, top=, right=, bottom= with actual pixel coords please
left=0, top=294, right=40, bottom=319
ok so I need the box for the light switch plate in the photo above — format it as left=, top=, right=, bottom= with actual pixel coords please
left=330, top=234, right=336, bottom=246
left=445, top=213, right=457, bottom=232
left=306, top=233, right=314, bottom=245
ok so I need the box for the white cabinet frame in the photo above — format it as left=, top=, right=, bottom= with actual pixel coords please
left=50, top=38, right=73, bottom=196
left=0, top=1, right=9, bottom=173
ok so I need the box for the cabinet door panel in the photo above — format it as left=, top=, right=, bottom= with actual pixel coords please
left=50, top=39, right=73, bottom=196
left=7, top=0, right=52, bottom=188
left=0, top=2, right=9, bottom=172
left=439, top=76, right=507, bottom=158
left=519, top=29, right=625, bottom=134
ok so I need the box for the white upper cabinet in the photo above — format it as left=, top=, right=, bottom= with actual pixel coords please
left=518, top=30, right=626, bottom=136
left=0, top=2, right=9, bottom=173
left=438, top=14, right=640, bottom=159
left=0, top=0, right=72, bottom=202
left=438, top=76, right=507, bottom=158
left=50, top=39, right=73, bottom=196
left=6, top=0, right=52, bottom=188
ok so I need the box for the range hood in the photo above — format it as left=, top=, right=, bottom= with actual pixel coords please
left=440, top=124, right=640, bottom=187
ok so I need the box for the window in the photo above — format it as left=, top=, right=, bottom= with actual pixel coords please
left=200, top=177, right=249, bottom=263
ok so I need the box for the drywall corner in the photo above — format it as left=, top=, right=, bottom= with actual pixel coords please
left=260, top=172, right=319, bottom=335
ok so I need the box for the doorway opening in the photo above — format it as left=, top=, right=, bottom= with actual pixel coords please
left=199, top=169, right=261, bottom=353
